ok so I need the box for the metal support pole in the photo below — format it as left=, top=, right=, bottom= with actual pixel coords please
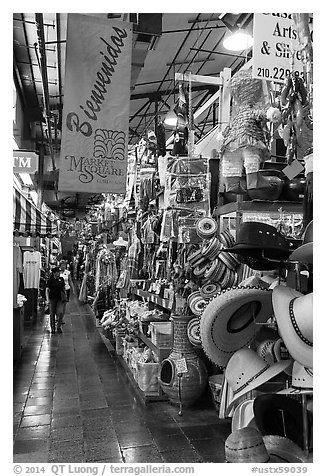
left=37, top=144, right=44, bottom=209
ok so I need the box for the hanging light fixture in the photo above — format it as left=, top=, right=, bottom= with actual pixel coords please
left=223, top=30, right=253, bottom=51
left=164, top=109, right=178, bottom=127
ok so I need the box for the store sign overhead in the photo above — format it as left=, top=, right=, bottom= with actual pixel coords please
left=252, top=13, right=313, bottom=83
left=13, top=150, right=38, bottom=174
left=58, top=14, right=132, bottom=194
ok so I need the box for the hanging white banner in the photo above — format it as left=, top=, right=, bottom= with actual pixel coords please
left=58, top=14, right=132, bottom=194
left=252, top=13, right=313, bottom=83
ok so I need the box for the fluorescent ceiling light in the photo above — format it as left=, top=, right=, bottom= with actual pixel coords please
left=19, top=173, right=33, bottom=186
left=223, top=31, right=253, bottom=51
left=164, top=110, right=178, bottom=127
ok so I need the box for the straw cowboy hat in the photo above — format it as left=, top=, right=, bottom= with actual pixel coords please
left=225, top=348, right=292, bottom=415
left=272, top=286, right=313, bottom=368
left=278, top=361, right=313, bottom=395
left=200, top=286, right=274, bottom=368
left=256, top=338, right=293, bottom=376
left=289, top=220, right=313, bottom=264
left=231, top=399, right=256, bottom=432
left=253, top=393, right=307, bottom=449
left=225, top=427, right=307, bottom=463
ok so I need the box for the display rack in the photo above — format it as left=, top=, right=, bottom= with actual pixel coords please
left=132, top=288, right=173, bottom=311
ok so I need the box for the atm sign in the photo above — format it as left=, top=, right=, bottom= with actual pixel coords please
left=13, top=151, right=38, bottom=174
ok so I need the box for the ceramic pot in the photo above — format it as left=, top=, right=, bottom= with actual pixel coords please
left=281, top=175, right=306, bottom=202
left=159, top=314, right=208, bottom=406
left=247, top=174, right=284, bottom=201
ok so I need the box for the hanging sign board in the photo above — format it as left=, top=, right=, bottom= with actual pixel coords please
left=13, top=150, right=38, bottom=174
left=252, top=13, right=313, bottom=83
left=58, top=14, right=132, bottom=194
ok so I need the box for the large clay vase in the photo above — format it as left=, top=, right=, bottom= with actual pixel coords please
left=281, top=175, right=306, bottom=202
left=246, top=170, right=284, bottom=201
left=159, top=314, right=208, bottom=406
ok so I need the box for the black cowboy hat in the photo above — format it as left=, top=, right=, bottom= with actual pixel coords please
left=223, top=222, right=290, bottom=262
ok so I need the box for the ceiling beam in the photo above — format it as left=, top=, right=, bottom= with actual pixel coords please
left=190, top=47, right=251, bottom=60
left=130, top=83, right=216, bottom=101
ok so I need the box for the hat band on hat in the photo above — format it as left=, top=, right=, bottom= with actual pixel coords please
left=233, top=364, right=270, bottom=395
left=289, top=299, right=313, bottom=347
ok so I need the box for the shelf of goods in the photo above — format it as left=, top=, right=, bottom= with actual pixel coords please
left=131, top=288, right=174, bottom=311
left=214, top=200, right=303, bottom=237
left=119, top=329, right=172, bottom=404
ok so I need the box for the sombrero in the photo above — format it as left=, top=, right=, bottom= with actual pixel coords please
left=201, top=237, right=222, bottom=259
left=187, top=291, right=208, bottom=316
left=220, top=268, right=238, bottom=289
left=225, top=348, right=292, bottom=415
left=196, top=217, right=218, bottom=239
left=272, top=286, right=313, bottom=368
left=187, top=249, right=206, bottom=267
left=278, top=361, right=313, bottom=395
left=204, top=258, right=226, bottom=282
left=231, top=399, right=256, bottom=432
left=187, top=249, right=202, bottom=266
left=289, top=220, right=313, bottom=264
left=200, top=286, right=274, bottom=368
left=199, top=283, right=221, bottom=299
left=223, top=221, right=290, bottom=261
left=253, top=394, right=306, bottom=449
left=225, top=427, right=307, bottom=463
left=193, top=260, right=210, bottom=277
left=187, top=317, right=202, bottom=347
left=218, top=251, right=240, bottom=270
left=219, top=230, right=235, bottom=248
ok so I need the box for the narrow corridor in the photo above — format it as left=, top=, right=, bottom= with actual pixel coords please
left=13, top=295, right=230, bottom=463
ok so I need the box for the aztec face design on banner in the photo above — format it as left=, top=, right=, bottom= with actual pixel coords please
left=58, top=14, right=132, bottom=194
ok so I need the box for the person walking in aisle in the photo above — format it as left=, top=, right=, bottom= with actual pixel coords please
left=59, top=260, right=75, bottom=323
left=45, top=267, right=66, bottom=334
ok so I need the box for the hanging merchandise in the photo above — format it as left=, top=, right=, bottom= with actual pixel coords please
left=216, top=69, right=281, bottom=194
left=172, top=84, right=189, bottom=156
left=302, top=150, right=313, bottom=228
left=155, top=118, right=166, bottom=157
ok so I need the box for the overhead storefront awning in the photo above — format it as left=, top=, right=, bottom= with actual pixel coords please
left=13, top=184, right=59, bottom=237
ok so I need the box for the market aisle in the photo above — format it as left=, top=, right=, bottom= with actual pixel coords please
left=13, top=294, right=230, bottom=463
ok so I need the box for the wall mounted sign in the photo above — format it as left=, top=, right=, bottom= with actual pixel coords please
left=13, top=150, right=38, bottom=174
left=58, top=14, right=132, bottom=194
left=253, top=13, right=313, bottom=83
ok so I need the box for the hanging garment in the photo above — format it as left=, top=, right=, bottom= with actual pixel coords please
left=23, top=250, right=41, bottom=289
left=13, top=244, right=23, bottom=308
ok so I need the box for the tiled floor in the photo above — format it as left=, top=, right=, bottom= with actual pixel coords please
left=13, top=294, right=231, bottom=463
